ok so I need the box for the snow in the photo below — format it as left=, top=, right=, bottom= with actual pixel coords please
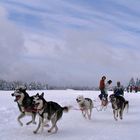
left=0, top=90, right=140, bottom=140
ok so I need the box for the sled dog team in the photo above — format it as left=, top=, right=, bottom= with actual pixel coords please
left=11, top=86, right=129, bottom=134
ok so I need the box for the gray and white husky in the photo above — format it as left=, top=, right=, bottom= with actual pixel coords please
left=32, top=93, right=70, bottom=134
left=100, top=96, right=109, bottom=111
left=11, top=86, right=37, bottom=126
left=76, top=95, right=93, bottom=120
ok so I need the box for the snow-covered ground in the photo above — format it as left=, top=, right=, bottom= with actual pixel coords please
left=0, top=90, right=140, bottom=140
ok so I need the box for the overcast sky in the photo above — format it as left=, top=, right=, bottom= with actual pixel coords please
left=0, top=0, right=140, bottom=87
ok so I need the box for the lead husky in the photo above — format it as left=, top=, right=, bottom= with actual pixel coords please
left=11, top=86, right=37, bottom=126
left=33, top=93, right=70, bottom=134
left=76, top=95, right=93, bottom=119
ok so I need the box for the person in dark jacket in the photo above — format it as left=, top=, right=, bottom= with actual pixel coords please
left=113, top=81, right=124, bottom=97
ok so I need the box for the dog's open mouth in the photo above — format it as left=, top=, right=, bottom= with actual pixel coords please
left=14, top=95, right=21, bottom=102
left=34, top=103, right=40, bottom=109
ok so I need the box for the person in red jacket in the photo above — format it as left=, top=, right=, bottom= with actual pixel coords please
left=98, top=76, right=106, bottom=100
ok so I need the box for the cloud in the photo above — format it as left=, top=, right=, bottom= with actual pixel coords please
left=21, top=28, right=140, bottom=86
left=0, top=6, right=26, bottom=79
left=0, top=1, right=140, bottom=87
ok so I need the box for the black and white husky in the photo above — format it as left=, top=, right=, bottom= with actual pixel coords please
left=109, top=94, right=129, bottom=121
left=76, top=95, right=93, bottom=119
left=11, top=87, right=37, bottom=126
left=32, top=93, right=69, bottom=134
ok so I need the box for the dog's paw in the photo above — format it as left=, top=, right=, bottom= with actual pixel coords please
left=26, top=122, right=31, bottom=125
left=19, top=123, right=23, bottom=126
left=33, top=131, right=37, bottom=134
left=33, top=122, right=37, bottom=125
left=114, top=118, right=118, bottom=121
left=48, top=130, right=51, bottom=133
left=120, top=117, right=123, bottom=120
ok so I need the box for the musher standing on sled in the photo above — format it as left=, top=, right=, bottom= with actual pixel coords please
left=99, top=76, right=106, bottom=100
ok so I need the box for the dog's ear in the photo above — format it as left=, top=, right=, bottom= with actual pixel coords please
left=36, top=93, right=39, bottom=96
left=41, top=92, right=44, bottom=97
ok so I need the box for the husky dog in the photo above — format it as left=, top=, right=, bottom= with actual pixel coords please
left=76, top=95, right=93, bottom=119
left=109, top=94, right=129, bottom=121
left=100, top=96, right=109, bottom=111
left=11, top=86, right=37, bottom=126
left=32, top=93, right=69, bottom=134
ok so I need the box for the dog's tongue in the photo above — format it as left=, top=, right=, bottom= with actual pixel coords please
left=14, top=96, right=21, bottom=102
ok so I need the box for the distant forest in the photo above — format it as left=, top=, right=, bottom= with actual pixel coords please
left=0, top=79, right=95, bottom=90
left=0, top=79, right=48, bottom=90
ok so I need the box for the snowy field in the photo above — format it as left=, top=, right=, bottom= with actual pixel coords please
left=0, top=90, right=140, bottom=140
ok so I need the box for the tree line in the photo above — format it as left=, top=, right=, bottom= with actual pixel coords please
left=0, top=79, right=48, bottom=90
left=0, top=79, right=95, bottom=91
